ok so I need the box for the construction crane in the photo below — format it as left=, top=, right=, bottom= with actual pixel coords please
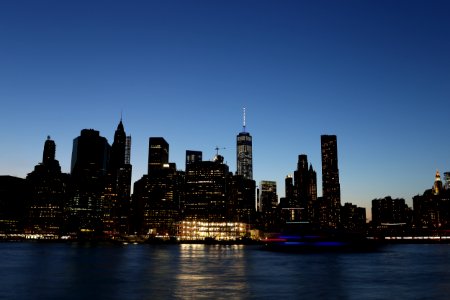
left=215, top=146, right=226, bottom=156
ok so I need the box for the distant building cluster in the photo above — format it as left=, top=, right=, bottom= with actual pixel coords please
left=0, top=114, right=448, bottom=241
left=369, top=171, right=450, bottom=238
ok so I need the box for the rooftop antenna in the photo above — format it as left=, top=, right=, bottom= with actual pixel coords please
left=243, top=107, right=246, bottom=132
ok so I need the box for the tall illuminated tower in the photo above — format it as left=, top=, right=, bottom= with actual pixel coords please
left=321, top=134, right=341, bottom=228
left=236, top=108, right=253, bottom=180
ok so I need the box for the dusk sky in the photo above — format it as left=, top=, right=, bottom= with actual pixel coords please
left=1, top=0, right=449, bottom=217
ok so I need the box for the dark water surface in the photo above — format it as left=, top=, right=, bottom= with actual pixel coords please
left=1, top=242, right=449, bottom=299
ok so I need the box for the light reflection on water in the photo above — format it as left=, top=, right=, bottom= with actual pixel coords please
left=1, top=243, right=450, bottom=299
left=173, top=244, right=248, bottom=299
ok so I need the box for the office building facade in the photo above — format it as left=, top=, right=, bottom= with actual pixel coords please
left=321, top=135, right=341, bottom=228
left=236, top=109, right=253, bottom=180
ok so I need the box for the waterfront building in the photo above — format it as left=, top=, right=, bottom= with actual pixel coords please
left=280, top=175, right=298, bottom=224
left=413, top=171, right=450, bottom=229
left=103, top=120, right=132, bottom=236
left=184, top=153, right=230, bottom=222
left=236, top=108, right=253, bottom=180
left=0, top=176, right=31, bottom=235
left=341, top=202, right=366, bottom=232
left=26, top=136, right=69, bottom=237
left=178, top=220, right=248, bottom=241
left=132, top=171, right=180, bottom=236
left=229, top=174, right=256, bottom=224
left=258, top=180, right=280, bottom=231
left=181, top=147, right=257, bottom=240
left=181, top=153, right=238, bottom=240
left=68, top=129, right=111, bottom=236
left=321, top=135, right=341, bottom=228
left=372, top=196, right=411, bottom=227
left=132, top=137, right=181, bottom=236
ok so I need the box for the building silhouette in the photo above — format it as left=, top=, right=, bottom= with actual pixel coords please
left=0, top=176, right=31, bottom=234
left=180, top=151, right=255, bottom=240
left=259, top=181, right=278, bottom=213
left=320, top=135, right=341, bottom=228
left=103, top=120, right=132, bottom=236
left=444, top=172, right=450, bottom=190
left=148, top=137, right=169, bottom=174
left=371, top=196, right=411, bottom=236
left=293, top=154, right=317, bottom=223
left=234, top=110, right=256, bottom=228
left=413, top=171, right=450, bottom=229
left=186, top=150, right=202, bottom=170
left=284, top=175, right=294, bottom=206
left=132, top=137, right=180, bottom=236
left=258, top=180, right=280, bottom=231
left=68, top=129, right=111, bottom=236
left=229, top=175, right=256, bottom=224
left=184, top=153, right=230, bottom=222
left=26, top=136, right=68, bottom=236
left=341, top=202, right=366, bottom=232
left=236, top=108, right=253, bottom=180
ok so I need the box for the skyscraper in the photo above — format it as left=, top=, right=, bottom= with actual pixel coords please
left=293, top=154, right=317, bottom=222
left=285, top=175, right=294, bottom=205
left=445, top=172, right=450, bottom=190
left=186, top=150, right=202, bottom=170
left=184, top=153, right=230, bottom=222
left=69, top=129, right=111, bottom=234
left=148, top=137, right=169, bottom=174
left=236, top=108, right=253, bottom=180
left=132, top=137, right=179, bottom=235
left=105, top=119, right=132, bottom=235
left=71, top=129, right=110, bottom=178
left=26, top=136, right=67, bottom=235
left=433, top=170, right=443, bottom=195
left=42, top=136, right=56, bottom=165
left=294, top=154, right=309, bottom=208
left=321, top=135, right=341, bottom=228
left=259, top=181, right=278, bottom=213
left=110, top=119, right=126, bottom=171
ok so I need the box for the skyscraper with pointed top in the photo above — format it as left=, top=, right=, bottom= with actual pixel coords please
left=236, top=108, right=253, bottom=180
left=110, top=119, right=126, bottom=171
left=107, top=118, right=132, bottom=235
left=293, top=154, right=317, bottom=222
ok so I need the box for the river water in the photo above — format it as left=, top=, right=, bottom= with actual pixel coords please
left=0, top=242, right=449, bottom=299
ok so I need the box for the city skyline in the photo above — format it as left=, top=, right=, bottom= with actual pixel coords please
left=1, top=1, right=449, bottom=215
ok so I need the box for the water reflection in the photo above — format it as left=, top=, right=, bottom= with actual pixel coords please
left=174, top=244, right=248, bottom=299
left=2, top=243, right=450, bottom=299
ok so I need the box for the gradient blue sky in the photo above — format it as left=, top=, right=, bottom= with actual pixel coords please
left=1, top=0, right=449, bottom=217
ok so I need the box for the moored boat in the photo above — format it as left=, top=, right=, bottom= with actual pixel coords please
left=262, top=224, right=382, bottom=252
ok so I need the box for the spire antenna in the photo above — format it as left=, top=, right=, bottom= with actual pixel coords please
left=243, top=107, right=246, bottom=132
